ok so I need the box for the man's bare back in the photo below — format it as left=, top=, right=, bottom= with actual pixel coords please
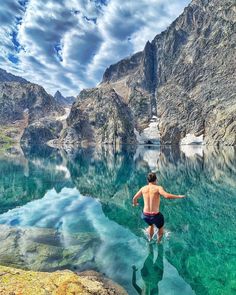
left=132, top=172, right=186, bottom=242
left=141, top=184, right=161, bottom=214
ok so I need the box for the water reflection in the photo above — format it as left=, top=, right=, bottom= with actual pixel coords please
left=132, top=244, right=164, bottom=295
left=0, top=145, right=73, bottom=214
left=0, top=144, right=235, bottom=295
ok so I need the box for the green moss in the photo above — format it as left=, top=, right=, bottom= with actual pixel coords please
left=0, top=132, right=14, bottom=144
left=0, top=132, right=15, bottom=153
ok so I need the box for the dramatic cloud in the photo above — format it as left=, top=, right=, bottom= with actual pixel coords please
left=0, top=0, right=190, bottom=96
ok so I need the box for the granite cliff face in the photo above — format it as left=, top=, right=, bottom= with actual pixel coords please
left=64, top=0, right=235, bottom=146
left=0, top=68, right=64, bottom=147
left=62, top=86, right=136, bottom=145
left=0, top=82, right=63, bottom=125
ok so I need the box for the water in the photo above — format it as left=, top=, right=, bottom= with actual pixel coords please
left=0, top=145, right=235, bottom=295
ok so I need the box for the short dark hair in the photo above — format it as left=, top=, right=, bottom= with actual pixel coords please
left=147, top=172, right=157, bottom=183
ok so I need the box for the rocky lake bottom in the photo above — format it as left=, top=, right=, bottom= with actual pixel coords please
left=0, top=144, right=235, bottom=295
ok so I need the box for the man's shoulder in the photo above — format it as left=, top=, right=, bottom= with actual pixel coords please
left=155, top=185, right=161, bottom=191
left=142, top=184, right=160, bottom=191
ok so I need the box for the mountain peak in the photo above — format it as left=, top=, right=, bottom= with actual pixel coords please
left=54, top=90, right=75, bottom=106
left=0, top=68, right=28, bottom=84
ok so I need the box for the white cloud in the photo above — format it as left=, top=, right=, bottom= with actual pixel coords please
left=0, top=0, right=190, bottom=96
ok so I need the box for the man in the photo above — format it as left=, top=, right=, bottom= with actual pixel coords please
left=132, top=172, right=186, bottom=243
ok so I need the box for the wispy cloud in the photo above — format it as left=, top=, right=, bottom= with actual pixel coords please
left=0, top=0, right=190, bottom=96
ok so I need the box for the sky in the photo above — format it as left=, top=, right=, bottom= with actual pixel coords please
left=0, top=0, right=190, bottom=97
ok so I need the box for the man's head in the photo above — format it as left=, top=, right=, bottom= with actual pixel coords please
left=147, top=172, right=157, bottom=183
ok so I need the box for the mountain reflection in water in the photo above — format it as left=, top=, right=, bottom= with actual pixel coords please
left=0, top=145, right=235, bottom=295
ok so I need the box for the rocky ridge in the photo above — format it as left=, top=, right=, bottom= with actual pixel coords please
left=0, top=68, right=28, bottom=83
left=0, top=68, right=65, bottom=148
left=62, top=0, right=236, bottom=146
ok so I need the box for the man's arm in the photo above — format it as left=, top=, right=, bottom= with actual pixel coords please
left=132, top=188, right=143, bottom=206
left=159, top=186, right=186, bottom=199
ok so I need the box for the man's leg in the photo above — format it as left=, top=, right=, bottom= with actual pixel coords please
left=148, top=224, right=154, bottom=240
left=158, top=226, right=164, bottom=243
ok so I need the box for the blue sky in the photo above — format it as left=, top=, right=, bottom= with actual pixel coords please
left=0, top=0, right=190, bottom=96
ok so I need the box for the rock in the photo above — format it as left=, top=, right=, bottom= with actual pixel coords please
left=62, top=86, right=136, bottom=145
left=0, top=225, right=100, bottom=272
left=102, top=51, right=142, bottom=83
left=0, top=82, right=63, bottom=125
left=0, top=265, right=127, bottom=295
left=74, top=0, right=235, bottom=146
left=0, top=70, right=65, bottom=147
left=21, top=119, right=63, bottom=146
left=54, top=90, right=76, bottom=106
left=0, top=68, right=28, bottom=83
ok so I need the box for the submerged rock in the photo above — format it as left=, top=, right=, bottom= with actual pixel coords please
left=0, top=225, right=100, bottom=272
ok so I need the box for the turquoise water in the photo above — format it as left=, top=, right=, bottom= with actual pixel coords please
left=0, top=145, right=235, bottom=295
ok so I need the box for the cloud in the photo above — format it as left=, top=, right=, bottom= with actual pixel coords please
left=0, top=0, right=190, bottom=96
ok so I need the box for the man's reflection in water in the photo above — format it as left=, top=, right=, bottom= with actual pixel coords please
left=132, top=244, right=164, bottom=295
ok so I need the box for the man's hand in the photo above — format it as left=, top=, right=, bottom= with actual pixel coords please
left=132, top=201, right=139, bottom=206
left=178, top=195, right=186, bottom=198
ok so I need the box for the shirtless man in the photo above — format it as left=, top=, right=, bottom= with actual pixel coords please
left=132, top=172, right=186, bottom=243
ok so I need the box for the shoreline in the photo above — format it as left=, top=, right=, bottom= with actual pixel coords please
left=0, top=264, right=128, bottom=295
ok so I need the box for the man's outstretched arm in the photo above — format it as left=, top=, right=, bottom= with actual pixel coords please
left=132, top=188, right=143, bottom=206
left=159, top=186, right=186, bottom=199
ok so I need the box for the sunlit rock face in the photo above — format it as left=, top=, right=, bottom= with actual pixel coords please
left=62, top=86, right=136, bottom=145
left=0, top=83, right=63, bottom=125
left=0, top=69, right=64, bottom=147
left=0, top=265, right=128, bottom=295
left=65, top=0, right=235, bottom=145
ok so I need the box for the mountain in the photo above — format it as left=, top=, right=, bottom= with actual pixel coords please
left=62, top=86, right=135, bottom=145
left=54, top=90, right=76, bottom=106
left=0, top=68, right=64, bottom=148
left=62, top=0, right=235, bottom=146
left=0, top=68, right=28, bottom=83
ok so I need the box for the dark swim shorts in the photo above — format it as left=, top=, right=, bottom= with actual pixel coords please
left=141, top=212, right=164, bottom=229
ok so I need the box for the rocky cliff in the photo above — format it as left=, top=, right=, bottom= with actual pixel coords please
left=61, top=86, right=136, bottom=145
left=0, top=68, right=65, bottom=147
left=64, top=0, right=235, bottom=146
